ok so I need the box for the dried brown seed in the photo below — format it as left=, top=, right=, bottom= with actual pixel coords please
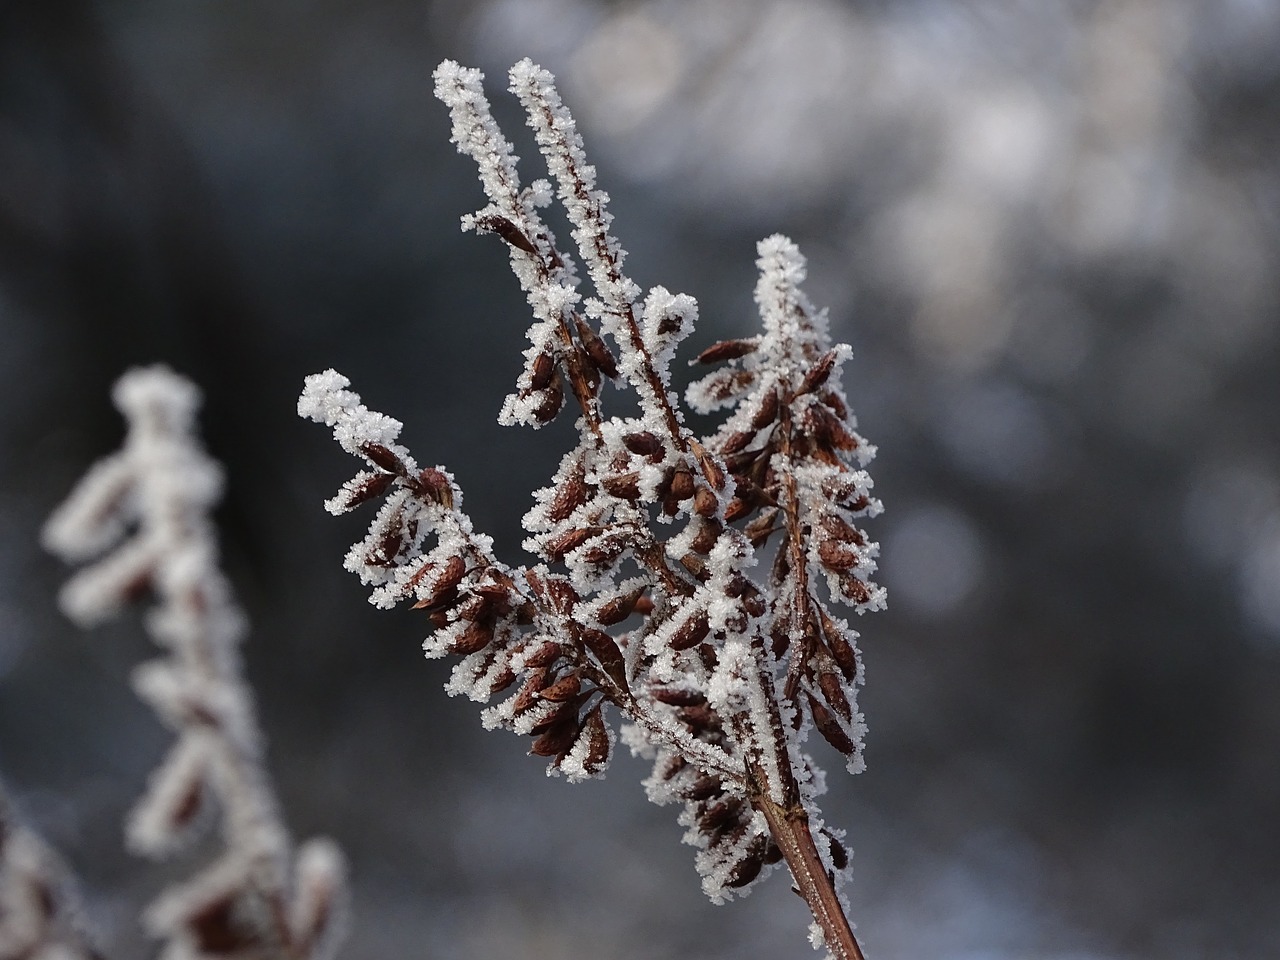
left=725, top=844, right=765, bottom=888
left=750, top=388, right=780, bottom=430
left=808, top=405, right=858, bottom=451
left=817, top=539, right=859, bottom=571
left=580, top=706, right=611, bottom=770
left=723, top=496, right=751, bottom=523
left=818, top=671, right=852, bottom=722
left=475, top=213, right=538, bottom=254
left=689, top=519, right=721, bottom=555
left=820, top=390, right=848, bottom=419
left=684, top=775, right=724, bottom=802
left=822, top=830, right=849, bottom=871
left=532, top=378, right=565, bottom=424
left=798, top=349, right=839, bottom=396
left=417, top=467, right=454, bottom=508
left=699, top=798, right=745, bottom=833
left=670, top=467, right=695, bottom=501
left=594, top=586, right=646, bottom=626
left=623, top=431, right=664, bottom=459
left=678, top=553, right=707, bottom=580
left=744, top=508, right=779, bottom=547
left=840, top=574, right=873, bottom=605
left=539, top=671, right=582, bottom=702
left=545, top=526, right=600, bottom=560
left=650, top=685, right=706, bottom=707
left=360, top=441, right=404, bottom=474
left=530, top=716, right=581, bottom=757
left=530, top=349, right=556, bottom=391
left=512, top=669, right=551, bottom=714
left=580, top=628, right=626, bottom=687
left=545, top=464, right=589, bottom=522
left=822, top=618, right=860, bottom=682
left=580, top=534, right=627, bottom=566
left=720, top=430, right=754, bottom=455
left=689, top=439, right=726, bottom=491
left=410, top=555, right=467, bottom=609
left=449, top=619, right=494, bottom=655
left=600, top=471, right=641, bottom=500
left=820, top=513, right=865, bottom=546
left=521, top=640, right=562, bottom=669
left=574, top=314, right=619, bottom=378
left=339, top=471, right=397, bottom=510
left=695, top=339, right=758, bottom=364
left=807, top=692, right=856, bottom=755
left=455, top=593, right=492, bottom=622
left=693, top=486, right=719, bottom=517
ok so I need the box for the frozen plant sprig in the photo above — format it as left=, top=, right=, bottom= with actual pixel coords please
left=44, top=366, right=346, bottom=960
left=0, top=783, right=100, bottom=960
left=301, top=60, right=882, bottom=960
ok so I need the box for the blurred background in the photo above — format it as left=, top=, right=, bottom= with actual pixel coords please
left=2, top=1, right=1278, bottom=957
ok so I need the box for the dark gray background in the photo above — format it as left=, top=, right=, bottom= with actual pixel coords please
left=2, top=1, right=1278, bottom=958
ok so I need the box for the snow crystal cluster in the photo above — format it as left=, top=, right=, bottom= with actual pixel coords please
left=303, top=60, right=884, bottom=959
left=45, top=366, right=347, bottom=960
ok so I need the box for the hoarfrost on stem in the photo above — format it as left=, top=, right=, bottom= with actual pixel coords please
left=46, top=365, right=348, bottom=960
left=303, top=60, right=883, bottom=960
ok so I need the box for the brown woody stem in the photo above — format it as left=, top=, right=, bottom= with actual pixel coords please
left=751, top=780, right=866, bottom=960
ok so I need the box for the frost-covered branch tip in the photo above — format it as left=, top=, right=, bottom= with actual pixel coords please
left=45, top=365, right=347, bottom=960
left=304, top=61, right=883, bottom=960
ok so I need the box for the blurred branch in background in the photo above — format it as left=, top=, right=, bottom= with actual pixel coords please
left=1, top=1, right=1278, bottom=958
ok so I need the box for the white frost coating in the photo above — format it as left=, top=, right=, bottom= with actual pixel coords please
left=47, top=366, right=347, bottom=960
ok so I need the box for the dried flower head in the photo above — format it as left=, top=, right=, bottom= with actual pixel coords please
left=302, top=60, right=883, bottom=960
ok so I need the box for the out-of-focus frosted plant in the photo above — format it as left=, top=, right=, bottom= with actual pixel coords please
left=301, top=60, right=883, bottom=959
left=0, top=784, right=100, bottom=960
left=43, top=367, right=346, bottom=960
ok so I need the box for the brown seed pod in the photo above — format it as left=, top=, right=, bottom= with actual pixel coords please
left=532, top=379, right=565, bottom=424
left=807, top=405, right=858, bottom=451
left=820, top=513, right=865, bottom=546
left=580, top=628, right=627, bottom=687
left=449, top=619, right=495, bottom=655
left=650, top=685, right=706, bottom=707
left=579, top=706, right=611, bottom=771
left=512, top=669, right=551, bottom=714
left=529, top=349, right=556, bottom=391
left=455, top=593, right=492, bottom=623
left=817, top=539, right=859, bottom=571
left=806, top=692, right=856, bottom=756
left=414, top=467, right=454, bottom=508
left=545, top=463, right=589, bottom=523
left=475, top=213, right=538, bottom=254
left=359, top=441, right=405, bottom=475
left=817, top=671, right=852, bottom=722
left=337, top=471, right=397, bottom=510
left=594, top=585, right=646, bottom=626
left=521, top=639, right=562, bottom=669
left=725, top=839, right=767, bottom=888
left=688, top=519, right=721, bottom=555
left=749, top=388, right=780, bottom=430
left=695, top=339, right=758, bottom=364
left=600, top=471, right=641, bottom=501
left=573, top=314, right=619, bottom=378
left=539, top=671, right=582, bottom=702
left=623, top=431, right=664, bottom=459
left=723, top=496, right=751, bottom=523
left=822, top=829, right=849, bottom=871
left=839, top=574, right=873, bottom=605
left=698, top=797, right=745, bottom=833
left=820, top=390, right=849, bottom=420
left=545, top=526, right=600, bottom=561
left=530, top=716, right=581, bottom=757
left=821, top=616, right=860, bottom=682
left=692, top=486, right=719, bottom=517
left=744, top=508, right=779, bottom=547
left=798, top=349, right=839, bottom=396
left=720, top=430, right=754, bottom=456
left=670, top=467, right=695, bottom=501
left=579, top=533, right=627, bottom=566
left=689, top=439, right=726, bottom=491
left=410, top=555, right=467, bottom=609
left=676, top=702, right=717, bottom=732
left=684, top=775, right=724, bottom=802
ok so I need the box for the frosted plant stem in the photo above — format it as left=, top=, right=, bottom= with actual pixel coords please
left=752, top=783, right=866, bottom=960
